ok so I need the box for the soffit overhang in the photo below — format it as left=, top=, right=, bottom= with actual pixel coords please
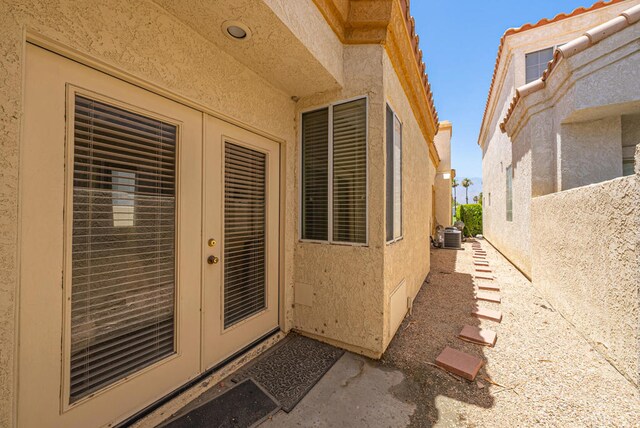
left=152, top=0, right=343, bottom=97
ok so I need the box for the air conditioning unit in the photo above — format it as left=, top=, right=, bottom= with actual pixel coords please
left=443, top=228, right=462, bottom=249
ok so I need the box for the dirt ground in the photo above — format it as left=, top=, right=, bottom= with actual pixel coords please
left=381, top=239, right=640, bottom=427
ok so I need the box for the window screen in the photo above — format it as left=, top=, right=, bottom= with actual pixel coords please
left=506, top=165, right=513, bottom=222
left=386, top=105, right=402, bottom=242
left=525, top=47, right=554, bottom=84
left=301, top=98, right=367, bottom=244
left=70, top=95, right=176, bottom=402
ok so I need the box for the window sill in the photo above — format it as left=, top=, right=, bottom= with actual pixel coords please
left=386, top=236, right=404, bottom=246
left=298, top=239, right=368, bottom=248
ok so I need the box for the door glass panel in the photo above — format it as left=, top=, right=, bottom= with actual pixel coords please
left=224, top=142, right=267, bottom=328
left=70, top=95, right=177, bottom=402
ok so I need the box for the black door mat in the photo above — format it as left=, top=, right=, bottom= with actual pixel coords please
left=160, top=379, right=279, bottom=428
left=231, top=333, right=345, bottom=412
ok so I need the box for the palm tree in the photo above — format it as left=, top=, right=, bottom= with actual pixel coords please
left=473, top=196, right=479, bottom=204
left=462, top=178, right=473, bottom=204
left=452, top=178, right=459, bottom=218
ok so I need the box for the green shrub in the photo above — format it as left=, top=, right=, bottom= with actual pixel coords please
left=457, top=204, right=483, bottom=237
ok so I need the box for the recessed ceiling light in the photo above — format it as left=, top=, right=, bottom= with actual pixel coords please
left=222, top=21, right=252, bottom=41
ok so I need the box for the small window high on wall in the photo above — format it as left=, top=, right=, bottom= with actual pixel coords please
left=301, top=98, right=367, bottom=244
left=386, top=104, right=402, bottom=242
left=525, top=47, right=554, bottom=84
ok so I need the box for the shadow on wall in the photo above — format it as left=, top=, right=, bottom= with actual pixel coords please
left=382, top=246, right=494, bottom=426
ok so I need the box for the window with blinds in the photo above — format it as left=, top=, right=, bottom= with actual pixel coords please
left=301, top=98, right=367, bottom=244
left=301, top=109, right=329, bottom=241
left=224, top=142, right=267, bottom=328
left=70, top=95, right=176, bottom=403
left=386, top=105, right=402, bottom=242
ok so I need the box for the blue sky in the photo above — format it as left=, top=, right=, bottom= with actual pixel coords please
left=412, top=0, right=596, bottom=180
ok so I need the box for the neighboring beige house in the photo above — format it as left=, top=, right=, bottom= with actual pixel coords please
left=433, top=121, right=454, bottom=228
left=478, top=0, right=639, bottom=276
left=0, top=0, right=441, bottom=426
left=495, top=2, right=640, bottom=385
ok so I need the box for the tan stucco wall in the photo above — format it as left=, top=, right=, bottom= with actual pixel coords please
left=481, top=58, right=533, bottom=276
left=434, top=124, right=452, bottom=227
left=382, top=50, right=433, bottom=349
left=292, top=44, right=387, bottom=358
left=559, top=117, right=623, bottom=190
left=1, top=0, right=439, bottom=423
left=0, top=0, right=311, bottom=425
left=531, top=173, right=639, bottom=386
left=480, top=1, right=640, bottom=275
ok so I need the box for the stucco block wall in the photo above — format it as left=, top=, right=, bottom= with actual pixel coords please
left=292, top=44, right=386, bottom=357
left=434, top=125, right=452, bottom=227
left=434, top=175, right=452, bottom=227
left=381, top=50, right=433, bottom=348
left=531, top=174, right=639, bottom=386
left=0, top=0, right=311, bottom=424
left=559, top=117, right=622, bottom=190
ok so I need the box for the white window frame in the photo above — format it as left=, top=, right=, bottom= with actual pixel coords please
left=298, top=95, right=369, bottom=247
left=386, top=102, right=403, bottom=244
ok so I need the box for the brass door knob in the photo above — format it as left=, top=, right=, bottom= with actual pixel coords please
left=207, top=255, right=219, bottom=265
left=208, top=238, right=217, bottom=247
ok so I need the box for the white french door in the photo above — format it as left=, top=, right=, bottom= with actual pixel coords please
left=19, top=45, right=280, bottom=428
left=202, top=115, right=280, bottom=369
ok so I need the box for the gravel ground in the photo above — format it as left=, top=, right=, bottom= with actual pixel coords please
left=382, top=239, right=640, bottom=427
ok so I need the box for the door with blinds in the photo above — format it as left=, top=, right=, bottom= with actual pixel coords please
left=202, top=115, right=280, bottom=369
left=20, top=46, right=199, bottom=428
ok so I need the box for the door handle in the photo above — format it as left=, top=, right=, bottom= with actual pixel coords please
left=207, top=255, right=219, bottom=265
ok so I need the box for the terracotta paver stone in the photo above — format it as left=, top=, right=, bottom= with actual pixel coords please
left=471, top=307, right=502, bottom=322
left=458, top=325, right=497, bottom=347
left=476, top=291, right=501, bottom=303
left=477, top=283, right=500, bottom=291
left=435, top=347, right=484, bottom=381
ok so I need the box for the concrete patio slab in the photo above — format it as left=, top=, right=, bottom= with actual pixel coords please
left=260, top=353, right=415, bottom=427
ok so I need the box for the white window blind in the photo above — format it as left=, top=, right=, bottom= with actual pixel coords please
left=70, top=95, right=176, bottom=403
left=301, top=98, right=367, bottom=244
left=301, top=108, right=329, bottom=241
left=525, top=47, right=554, bottom=84
left=332, top=99, right=367, bottom=243
left=506, top=165, right=513, bottom=221
left=386, top=105, right=402, bottom=242
left=224, top=142, right=267, bottom=328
